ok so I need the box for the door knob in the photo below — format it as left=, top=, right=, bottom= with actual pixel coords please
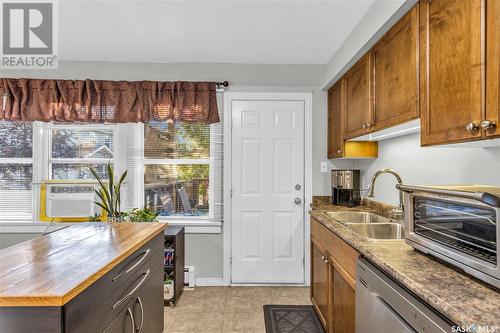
left=465, top=122, right=480, bottom=132
left=294, top=198, right=302, bottom=205
left=481, top=120, right=497, bottom=129
left=295, top=184, right=301, bottom=191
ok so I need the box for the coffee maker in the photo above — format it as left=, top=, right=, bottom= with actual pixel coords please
left=331, top=169, right=361, bottom=207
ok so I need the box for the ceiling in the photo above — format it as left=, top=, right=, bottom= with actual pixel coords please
left=58, top=0, right=376, bottom=65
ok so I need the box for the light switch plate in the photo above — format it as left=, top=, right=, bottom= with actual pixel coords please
left=320, top=161, right=328, bottom=173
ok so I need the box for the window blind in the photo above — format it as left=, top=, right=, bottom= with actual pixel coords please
left=0, top=122, right=33, bottom=220
left=141, top=92, right=224, bottom=221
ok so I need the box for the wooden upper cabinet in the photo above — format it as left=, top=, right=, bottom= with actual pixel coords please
left=328, top=81, right=344, bottom=158
left=371, top=6, right=419, bottom=132
left=420, top=0, right=484, bottom=145
left=344, top=55, right=372, bottom=139
left=486, top=0, right=500, bottom=138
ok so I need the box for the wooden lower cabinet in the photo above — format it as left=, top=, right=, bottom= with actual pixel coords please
left=311, top=236, right=330, bottom=328
left=331, top=266, right=356, bottom=333
left=311, top=217, right=359, bottom=333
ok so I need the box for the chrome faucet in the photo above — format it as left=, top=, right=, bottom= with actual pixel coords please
left=367, top=168, right=404, bottom=220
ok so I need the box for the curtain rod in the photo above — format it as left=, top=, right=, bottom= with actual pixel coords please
left=215, top=81, right=229, bottom=87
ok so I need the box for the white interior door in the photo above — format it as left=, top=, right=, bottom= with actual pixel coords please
left=231, top=99, right=305, bottom=284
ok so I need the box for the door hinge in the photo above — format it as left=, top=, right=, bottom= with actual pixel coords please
left=230, top=187, right=233, bottom=197
left=230, top=255, right=233, bottom=264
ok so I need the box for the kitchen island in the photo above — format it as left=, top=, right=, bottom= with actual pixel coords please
left=0, top=222, right=166, bottom=333
left=310, top=198, right=500, bottom=329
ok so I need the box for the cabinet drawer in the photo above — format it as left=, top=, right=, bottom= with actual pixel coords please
left=104, top=266, right=164, bottom=333
left=64, top=233, right=164, bottom=333
left=311, top=217, right=359, bottom=278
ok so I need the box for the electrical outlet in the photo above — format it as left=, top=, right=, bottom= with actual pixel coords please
left=320, top=161, right=328, bottom=173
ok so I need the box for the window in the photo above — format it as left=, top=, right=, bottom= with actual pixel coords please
left=0, top=94, right=223, bottom=223
left=48, top=125, right=115, bottom=180
left=143, top=122, right=212, bottom=217
left=0, top=122, right=33, bottom=220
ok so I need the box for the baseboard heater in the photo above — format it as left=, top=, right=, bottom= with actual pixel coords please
left=184, top=266, right=195, bottom=288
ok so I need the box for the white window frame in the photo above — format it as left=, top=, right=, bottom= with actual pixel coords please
left=0, top=120, right=222, bottom=231
left=138, top=123, right=216, bottom=222
left=46, top=123, right=116, bottom=181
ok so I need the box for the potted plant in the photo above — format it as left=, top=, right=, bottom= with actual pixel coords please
left=89, top=163, right=127, bottom=222
left=127, top=207, right=160, bottom=222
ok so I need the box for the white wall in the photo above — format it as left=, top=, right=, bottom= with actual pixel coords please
left=356, top=133, right=500, bottom=205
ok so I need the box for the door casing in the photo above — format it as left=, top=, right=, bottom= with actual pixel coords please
left=222, top=92, right=313, bottom=286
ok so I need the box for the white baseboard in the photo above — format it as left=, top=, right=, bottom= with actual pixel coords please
left=195, top=278, right=228, bottom=287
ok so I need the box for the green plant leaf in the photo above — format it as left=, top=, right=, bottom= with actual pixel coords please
left=94, top=201, right=111, bottom=215
left=107, top=163, right=114, bottom=213
left=90, top=167, right=111, bottom=211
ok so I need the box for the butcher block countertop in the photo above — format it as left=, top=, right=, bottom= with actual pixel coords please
left=0, top=222, right=166, bottom=307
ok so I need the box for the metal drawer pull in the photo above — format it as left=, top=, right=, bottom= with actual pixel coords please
left=112, top=249, right=151, bottom=281
left=112, top=269, right=150, bottom=310
left=127, top=308, right=135, bottom=333
left=135, top=296, right=144, bottom=333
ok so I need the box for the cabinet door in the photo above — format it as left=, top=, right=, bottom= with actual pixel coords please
left=328, top=80, right=345, bottom=158
left=310, top=236, right=330, bottom=330
left=332, top=266, right=355, bottom=333
left=420, top=0, right=483, bottom=145
left=104, top=299, right=135, bottom=333
left=132, top=267, right=164, bottom=333
left=486, top=0, right=500, bottom=137
left=344, top=55, right=372, bottom=139
left=372, top=6, right=419, bottom=132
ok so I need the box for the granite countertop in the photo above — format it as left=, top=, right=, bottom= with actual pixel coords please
left=310, top=197, right=500, bottom=328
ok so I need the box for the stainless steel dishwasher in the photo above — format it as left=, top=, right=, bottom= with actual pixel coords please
left=356, top=258, right=452, bottom=333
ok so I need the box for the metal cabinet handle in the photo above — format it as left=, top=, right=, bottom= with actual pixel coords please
left=481, top=120, right=497, bottom=129
left=112, top=269, right=150, bottom=310
left=465, top=122, right=480, bottom=132
left=135, top=297, right=144, bottom=333
left=127, top=308, right=135, bottom=333
left=321, top=255, right=325, bottom=261
left=112, top=249, right=151, bottom=281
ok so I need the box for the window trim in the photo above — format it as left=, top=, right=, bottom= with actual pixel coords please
left=0, top=121, right=222, bottom=227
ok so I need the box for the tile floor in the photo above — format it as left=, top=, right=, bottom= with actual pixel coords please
left=164, top=286, right=311, bottom=333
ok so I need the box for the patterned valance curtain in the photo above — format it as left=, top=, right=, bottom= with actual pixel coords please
left=0, top=78, right=219, bottom=124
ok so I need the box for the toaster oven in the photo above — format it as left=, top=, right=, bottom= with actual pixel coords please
left=397, top=184, right=500, bottom=289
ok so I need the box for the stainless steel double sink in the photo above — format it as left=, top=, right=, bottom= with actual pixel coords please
left=324, top=211, right=404, bottom=241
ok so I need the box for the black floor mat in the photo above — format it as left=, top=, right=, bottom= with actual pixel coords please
left=263, top=305, right=325, bottom=333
